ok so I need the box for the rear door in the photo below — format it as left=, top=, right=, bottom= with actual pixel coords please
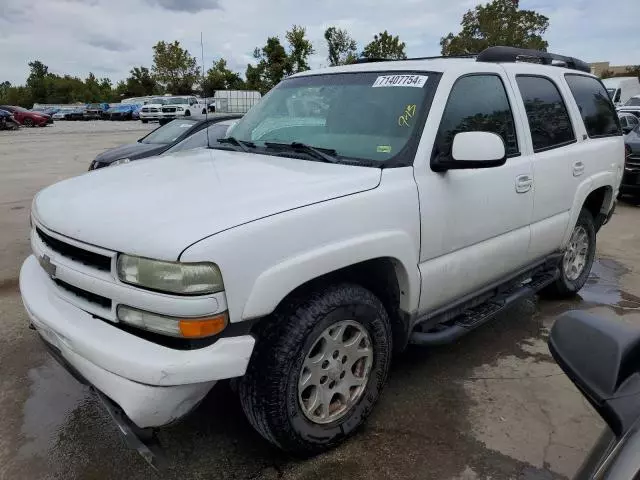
left=507, top=72, right=579, bottom=260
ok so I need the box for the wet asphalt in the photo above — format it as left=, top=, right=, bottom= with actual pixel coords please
left=1, top=123, right=640, bottom=480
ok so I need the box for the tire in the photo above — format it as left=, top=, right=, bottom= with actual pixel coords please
left=23, top=118, right=34, bottom=127
left=141, top=119, right=148, bottom=124
left=202, top=109, right=207, bottom=115
left=238, top=283, right=392, bottom=455
left=541, top=208, right=596, bottom=298
left=184, top=110, right=191, bottom=117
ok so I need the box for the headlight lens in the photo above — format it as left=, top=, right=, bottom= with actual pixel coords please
left=177, top=107, right=184, bottom=112
left=111, top=158, right=131, bottom=167
left=117, top=305, right=227, bottom=338
left=117, top=254, right=224, bottom=295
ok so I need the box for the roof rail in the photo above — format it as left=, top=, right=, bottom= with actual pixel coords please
left=476, top=46, right=591, bottom=73
left=353, top=54, right=476, bottom=64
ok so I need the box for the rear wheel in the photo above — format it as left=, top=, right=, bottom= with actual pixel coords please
left=239, top=283, right=392, bottom=455
left=201, top=109, right=207, bottom=115
left=541, top=208, right=596, bottom=298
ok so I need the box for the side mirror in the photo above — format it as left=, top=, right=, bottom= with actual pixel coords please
left=549, top=311, right=640, bottom=437
left=432, top=131, right=507, bottom=171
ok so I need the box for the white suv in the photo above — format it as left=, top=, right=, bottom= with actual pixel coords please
left=19, top=47, right=623, bottom=464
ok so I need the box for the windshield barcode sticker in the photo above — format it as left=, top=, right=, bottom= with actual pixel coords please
left=372, top=75, right=428, bottom=88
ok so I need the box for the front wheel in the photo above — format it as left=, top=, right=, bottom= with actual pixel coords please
left=22, top=118, right=34, bottom=127
left=541, top=208, right=596, bottom=298
left=184, top=110, right=191, bottom=117
left=239, top=283, right=392, bottom=455
left=141, top=119, right=148, bottom=124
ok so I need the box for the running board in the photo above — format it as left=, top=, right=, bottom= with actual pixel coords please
left=410, top=268, right=559, bottom=346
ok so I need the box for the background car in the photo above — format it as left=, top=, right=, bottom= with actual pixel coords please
left=616, top=94, right=640, bottom=118
left=84, top=103, right=110, bottom=120
left=0, top=109, right=20, bottom=130
left=622, top=125, right=640, bottom=198
left=619, top=112, right=639, bottom=134
left=0, top=105, right=50, bottom=127
left=106, top=104, right=140, bottom=121
left=89, top=114, right=241, bottom=169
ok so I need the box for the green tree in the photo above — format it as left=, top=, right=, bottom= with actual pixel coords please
left=600, top=69, right=615, bottom=79
left=26, top=60, right=50, bottom=104
left=286, top=25, right=314, bottom=73
left=202, top=58, right=244, bottom=97
left=246, top=37, right=291, bottom=94
left=626, top=66, right=640, bottom=79
left=122, top=66, right=161, bottom=97
left=362, top=31, right=407, bottom=60
left=152, top=41, right=199, bottom=94
left=324, top=27, right=358, bottom=66
left=440, top=0, right=549, bottom=55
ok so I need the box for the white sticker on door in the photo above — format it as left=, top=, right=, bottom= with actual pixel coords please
left=372, top=75, right=428, bottom=88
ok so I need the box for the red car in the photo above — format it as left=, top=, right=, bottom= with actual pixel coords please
left=0, top=105, right=50, bottom=127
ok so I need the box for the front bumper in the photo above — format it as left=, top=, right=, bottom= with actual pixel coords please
left=20, top=255, right=255, bottom=428
left=139, top=112, right=161, bottom=120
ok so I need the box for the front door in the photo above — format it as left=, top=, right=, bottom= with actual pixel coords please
left=414, top=71, right=534, bottom=314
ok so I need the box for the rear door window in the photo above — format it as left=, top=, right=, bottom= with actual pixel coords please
left=433, top=74, right=519, bottom=162
left=565, top=74, right=621, bottom=138
left=516, top=76, right=575, bottom=152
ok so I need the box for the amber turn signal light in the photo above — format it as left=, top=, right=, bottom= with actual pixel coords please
left=179, top=313, right=228, bottom=338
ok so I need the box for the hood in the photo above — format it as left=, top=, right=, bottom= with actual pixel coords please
left=33, top=150, right=382, bottom=260
left=94, top=142, right=167, bottom=163
left=143, top=103, right=164, bottom=109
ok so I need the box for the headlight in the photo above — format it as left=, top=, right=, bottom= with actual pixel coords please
left=117, top=254, right=224, bottom=295
left=110, top=158, right=131, bottom=167
left=177, top=107, right=184, bottom=112
left=117, top=305, right=228, bottom=338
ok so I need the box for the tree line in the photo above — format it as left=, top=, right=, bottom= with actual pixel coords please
left=2, top=0, right=635, bottom=108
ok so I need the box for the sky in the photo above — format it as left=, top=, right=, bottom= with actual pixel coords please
left=1, top=0, right=638, bottom=85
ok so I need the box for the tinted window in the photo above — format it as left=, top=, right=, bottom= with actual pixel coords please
left=433, top=75, right=518, bottom=161
left=165, top=123, right=231, bottom=154
left=516, top=76, right=575, bottom=152
left=625, top=97, right=640, bottom=107
left=140, top=120, right=198, bottom=145
left=565, top=75, right=620, bottom=138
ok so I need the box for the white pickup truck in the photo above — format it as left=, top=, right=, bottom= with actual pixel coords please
left=159, top=95, right=208, bottom=121
left=20, top=47, right=623, bottom=464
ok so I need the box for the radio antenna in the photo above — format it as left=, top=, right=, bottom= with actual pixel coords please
left=200, top=32, right=210, bottom=148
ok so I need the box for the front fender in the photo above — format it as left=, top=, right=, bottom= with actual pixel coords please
left=242, top=231, right=419, bottom=320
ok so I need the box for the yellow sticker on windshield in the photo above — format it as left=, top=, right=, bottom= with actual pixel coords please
left=377, top=145, right=392, bottom=153
left=398, top=104, right=417, bottom=127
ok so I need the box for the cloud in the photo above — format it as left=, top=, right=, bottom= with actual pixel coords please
left=85, top=34, right=133, bottom=53
left=144, top=0, right=221, bottom=13
left=0, top=0, right=638, bottom=86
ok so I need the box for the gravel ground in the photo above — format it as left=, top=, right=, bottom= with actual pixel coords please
left=1, top=121, right=639, bottom=480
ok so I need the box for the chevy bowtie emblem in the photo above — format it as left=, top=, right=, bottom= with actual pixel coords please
left=39, top=254, right=57, bottom=278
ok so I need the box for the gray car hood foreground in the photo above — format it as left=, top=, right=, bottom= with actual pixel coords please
left=33, top=149, right=381, bottom=260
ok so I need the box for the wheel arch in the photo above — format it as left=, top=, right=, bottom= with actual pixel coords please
left=244, top=255, right=417, bottom=354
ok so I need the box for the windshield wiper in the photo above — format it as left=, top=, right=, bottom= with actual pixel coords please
left=215, top=137, right=255, bottom=152
left=264, top=141, right=340, bottom=164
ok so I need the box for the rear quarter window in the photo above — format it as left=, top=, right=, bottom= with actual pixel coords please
left=565, top=74, right=621, bottom=138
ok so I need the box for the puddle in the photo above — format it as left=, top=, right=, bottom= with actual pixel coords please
left=580, top=258, right=640, bottom=312
left=19, top=358, right=88, bottom=458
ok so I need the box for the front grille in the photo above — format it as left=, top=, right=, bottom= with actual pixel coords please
left=141, top=108, right=150, bottom=113
left=54, top=278, right=112, bottom=309
left=162, top=107, right=176, bottom=113
left=150, top=108, right=159, bottom=113
left=36, top=227, right=111, bottom=271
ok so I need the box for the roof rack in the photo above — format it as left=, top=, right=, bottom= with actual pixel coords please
left=476, top=46, right=591, bottom=73
left=353, top=54, right=476, bottom=64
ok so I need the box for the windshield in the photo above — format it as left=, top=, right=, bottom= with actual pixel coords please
left=149, top=98, right=168, bottom=105
left=228, top=71, right=436, bottom=165
left=141, top=120, right=198, bottom=144
left=167, top=97, right=189, bottom=104
left=624, top=97, right=640, bottom=106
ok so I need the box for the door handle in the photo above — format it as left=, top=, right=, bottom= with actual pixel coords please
left=515, top=174, right=533, bottom=193
left=573, top=161, right=585, bottom=177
